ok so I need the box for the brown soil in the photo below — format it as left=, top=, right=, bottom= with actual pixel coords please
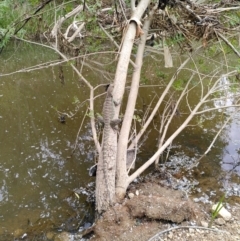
left=89, top=180, right=240, bottom=241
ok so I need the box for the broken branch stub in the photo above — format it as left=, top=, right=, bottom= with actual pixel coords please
left=51, top=5, right=83, bottom=39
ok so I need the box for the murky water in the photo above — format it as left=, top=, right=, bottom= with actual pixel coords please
left=0, top=43, right=97, bottom=239
left=0, top=42, right=240, bottom=240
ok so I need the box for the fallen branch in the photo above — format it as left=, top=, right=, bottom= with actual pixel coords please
left=207, top=6, right=240, bottom=14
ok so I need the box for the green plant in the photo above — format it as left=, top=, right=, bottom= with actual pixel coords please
left=229, top=14, right=240, bottom=27
left=133, top=115, right=142, bottom=123
left=140, top=76, right=149, bottom=84
left=208, top=194, right=225, bottom=228
left=87, top=110, right=95, bottom=118
left=166, top=33, right=185, bottom=47
left=156, top=70, right=167, bottom=79
left=172, top=78, right=185, bottom=91
left=72, top=96, right=80, bottom=105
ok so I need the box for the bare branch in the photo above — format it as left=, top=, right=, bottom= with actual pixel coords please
left=206, top=6, right=240, bottom=14
left=98, top=23, right=137, bottom=68
left=128, top=53, right=195, bottom=150
left=216, top=31, right=240, bottom=58
left=196, top=105, right=240, bottom=115
left=72, top=107, right=89, bottom=153
left=155, top=74, right=195, bottom=166
left=204, top=116, right=231, bottom=155
left=128, top=70, right=236, bottom=185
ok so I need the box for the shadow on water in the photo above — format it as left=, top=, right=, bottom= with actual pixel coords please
left=0, top=42, right=240, bottom=240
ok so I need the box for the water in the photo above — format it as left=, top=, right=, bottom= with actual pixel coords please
left=0, top=43, right=96, bottom=239
left=0, top=42, right=240, bottom=240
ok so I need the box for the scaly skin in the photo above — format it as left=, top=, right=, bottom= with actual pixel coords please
left=101, top=84, right=115, bottom=205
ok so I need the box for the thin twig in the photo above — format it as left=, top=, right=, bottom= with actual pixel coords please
left=98, top=23, right=136, bottom=68
left=72, top=107, right=89, bottom=153
left=148, top=225, right=228, bottom=241
left=216, top=31, right=240, bottom=58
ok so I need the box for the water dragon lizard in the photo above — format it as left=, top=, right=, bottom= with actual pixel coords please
left=96, top=84, right=121, bottom=210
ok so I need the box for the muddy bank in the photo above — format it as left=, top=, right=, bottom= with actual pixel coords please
left=87, top=171, right=240, bottom=241
left=90, top=173, right=205, bottom=241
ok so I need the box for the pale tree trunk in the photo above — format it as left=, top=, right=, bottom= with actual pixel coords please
left=116, top=4, right=157, bottom=199
left=95, top=0, right=151, bottom=212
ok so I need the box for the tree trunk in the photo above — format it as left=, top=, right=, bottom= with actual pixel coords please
left=96, top=130, right=117, bottom=212
left=116, top=3, right=156, bottom=199
left=95, top=0, right=151, bottom=212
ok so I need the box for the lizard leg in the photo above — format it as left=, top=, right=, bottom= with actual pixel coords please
left=110, top=119, right=122, bottom=132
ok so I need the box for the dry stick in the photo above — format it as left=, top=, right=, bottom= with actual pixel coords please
left=0, top=59, right=66, bottom=76
left=216, top=31, right=240, bottom=58
left=204, top=93, right=240, bottom=104
left=159, top=100, right=171, bottom=134
left=79, top=59, right=116, bottom=82
left=1, top=50, right=118, bottom=77
left=148, top=225, right=227, bottom=241
left=195, top=115, right=232, bottom=163
left=184, top=67, right=218, bottom=113
left=182, top=67, right=223, bottom=78
left=207, top=6, right=240, bottom=14
left=195, top=104, right=240, bottom=115
left=142, top=95, right=157, bottom=125
left=190, top=52, right=232, bottom=70
left=118, top=0, right=127, bottom=21
left=98, top=23, right=120, bottom=48
left=215, top=32, right=230, bottom=73
left=80, top=51, right=86, bottom=74
left=155, top=97, right=174, bottom=165
left=178, top=0, right=202, bottom=22
left=189, top=55, right=204, bottom=99
left=98, top=23, right=136, bottom=68
left=155, top=74, right=195, bottom=166
left=68, top=22, right=85, bottom=43
left=127, top=121, right=138, bottom=173
left=51, top=5, right=83, bottom=38
left=165, top=141, right=172, bottom=163
left=72, top=107, right=89, bottom=153
left=13, top=38, right=92, bottom=87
